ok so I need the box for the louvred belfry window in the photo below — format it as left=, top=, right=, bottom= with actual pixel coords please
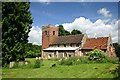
left=45, top=31, right=47, bottom=35
left=53, top=31, right=55, bottom=35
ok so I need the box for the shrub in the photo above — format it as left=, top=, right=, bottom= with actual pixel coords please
left=58, top=49, right=119, bottom=65
left=59, top=58, right=73, bottom=65
left=34, top=59, right=41, bottom=68
left=104, top=57, right=119, bottom=64
left=25, top=50, right=40, bottom=58
left=48, top=58, right=60, bottom=61
left=59, top=56, right=90, bottom=65
left=88, top=49, right=106, bottom=63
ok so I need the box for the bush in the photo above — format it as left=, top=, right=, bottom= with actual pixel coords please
left=59, top=55, right=119, bottom=65
left=58, top=49, right=119, bottom=65
left=59, top=58, right=73, bottom=65
left=48, top=58, right=60, bottom=61
left=103, top=57, right=119, bottom=64
left=59, top=56, right=89, bottom=65
left=88, top=49, right=106, bottom=63
left=34, top=59, right=41, bottom=68
left=26, top=51, right=40, bottom=58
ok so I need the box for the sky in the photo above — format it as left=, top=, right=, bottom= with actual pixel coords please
left=28, top=2, right=119, bottom=45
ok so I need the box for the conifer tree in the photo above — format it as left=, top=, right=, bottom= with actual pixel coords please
left=2, top=2, right=33, bottom=66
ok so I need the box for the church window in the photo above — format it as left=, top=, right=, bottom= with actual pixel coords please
left=53, top=31, right=55, bottom=35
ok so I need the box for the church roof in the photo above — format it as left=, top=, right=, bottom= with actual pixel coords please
left=50, top=34, right=84, bottom=45
left=82, top=37, right=109, bottom=49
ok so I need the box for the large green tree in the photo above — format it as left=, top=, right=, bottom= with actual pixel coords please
left=58, top=25, right=82, bottom=36
left=58, top=25, right=70, bottom=36
left=2, top=2, right=33, bottom=66
left=71, top=29, right=82, bottom=35
left=113, top=43, right=120, bottom=57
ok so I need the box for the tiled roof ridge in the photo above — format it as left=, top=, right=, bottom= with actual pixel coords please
left=87, top=37, right=108, bottom=39
left=58, top=34, right=84, bottom=38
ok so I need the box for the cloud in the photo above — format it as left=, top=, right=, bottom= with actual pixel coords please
left=35, top=0, right=51, bottom=5
left=58, top=17, right=118, bottom=43
left=98, top=8, right=112, bottom=17
left=28, top=26, right=42, bottom=45
left=28, top=17, right=119, bottom=45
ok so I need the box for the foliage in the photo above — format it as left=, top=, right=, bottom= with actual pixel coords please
left=58, top=25, right=82, bottom=36
left=2, top=2, right=33, bottom=66
left=26, top=51, right=40, bottom=58
left=88, top=49, right=106, bottom=62
left=113, top=43, right=120, bottom=57
left=59, top=57, right=90, bottom=65
left=58, top=25, right=70, bottom=36
left=71, top=29, right=82, bottom=35
left=34, top=59, right=41, bottom=68
left=59, top=49, right=119, bottom=65
left=25, top=43, right=41, bottom=58
left=59, top=58, right=73, bottom=65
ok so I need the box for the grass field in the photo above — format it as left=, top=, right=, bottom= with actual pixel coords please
left=2, top=58, right=119, bottom=78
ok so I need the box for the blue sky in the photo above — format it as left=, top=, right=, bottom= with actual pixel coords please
left=30, top=2, right=118, bottom=27
left=28, top=2, right=119, bottom=45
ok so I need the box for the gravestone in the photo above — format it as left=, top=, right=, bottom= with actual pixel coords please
left=36, top=57, right=38, bottom=60
left=19, top=61, right=24, bottom=66
left=9, top=61, right=15, bottom=68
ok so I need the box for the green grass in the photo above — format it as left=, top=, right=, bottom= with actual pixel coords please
left=0, top=67, right=2, bottom=79
left=2, top=58, right=119, bottom=78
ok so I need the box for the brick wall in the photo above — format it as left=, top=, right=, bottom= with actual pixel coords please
left=42, top=25, right=59, bottom=49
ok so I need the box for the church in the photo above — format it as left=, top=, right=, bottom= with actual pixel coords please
left=42, top=24, right=116, bottom=59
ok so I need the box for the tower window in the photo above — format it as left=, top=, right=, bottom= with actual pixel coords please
left=45, top=31, right=47, bottom=35
left=53, top=31, right=55, bottom=35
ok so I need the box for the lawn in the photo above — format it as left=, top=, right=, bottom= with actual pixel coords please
left=2, top=58, right=119, bottom=78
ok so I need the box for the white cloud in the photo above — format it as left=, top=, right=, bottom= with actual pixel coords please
left=59, top=17, right=118, bottom=43
left=28, top=26, right=42, bottom=45
left=33, top=0, right=51, bottom=5
left=28, top=17, right=119, bottom=45
left=98, top=8, right=112, bottom=17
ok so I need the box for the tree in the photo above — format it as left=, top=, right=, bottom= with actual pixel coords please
left=113, top=43, right=120, bottom=57
left=0, top=2, right=2, bottom=60
left=71, top=29, right=82, bottom=35
left=24, top=43, right=42, bottom=58
left=2, top=2, right=33, bottom=66
left=58, top=25, right=70, bottom=36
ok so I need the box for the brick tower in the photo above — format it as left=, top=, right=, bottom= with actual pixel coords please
left=42, top=24, right=59, bottom=49
left=42, top=24, right=59, bottom=58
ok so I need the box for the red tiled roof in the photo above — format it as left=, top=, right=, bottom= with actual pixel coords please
left=82, top=37, right=108, bottom=49
left=51, top=34, right=84, bottom=45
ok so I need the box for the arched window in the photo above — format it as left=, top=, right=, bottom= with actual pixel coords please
left=45, top=31, right=47, bottom=35
left=53, top=31, right=55, bottom=35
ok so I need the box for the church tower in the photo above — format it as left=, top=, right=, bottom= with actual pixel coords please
left=42, top=24, right=59, bottom=49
